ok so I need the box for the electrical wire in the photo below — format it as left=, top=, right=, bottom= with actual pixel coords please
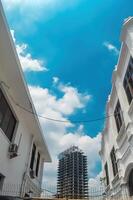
left=12, top=102, right=114, bottom=124
left=0, top=81, right=121, bottom=124
left=42, top=187, right=56, bottom=195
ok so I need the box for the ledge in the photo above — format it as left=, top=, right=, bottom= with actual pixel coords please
left=128, top=99, right=133, bottom=117
left=117, top=146, right=131, bottom=162
left=0, top=128, right=11, bottom=145
left=116, top=123, right=125, bottom=144
left=128, top=134, right=133, bottom=146
left=112, top=174, right=119, bottom=186
left=105, top=185, right=110, bottom=193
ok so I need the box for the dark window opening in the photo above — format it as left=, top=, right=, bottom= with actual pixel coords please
left=104, top=162, right=109, bottom=186
left=30, top=144, right=36, bottom=170
left=128, top=169, right=133, bottom=196
left=0, top=88, right=16, bottom=141
left=0, top=173, right=5, bottom=191
left=114, top=100, right=123, bottom=133
left=36, top=152, right=40, bottom=176
left=24, top=193, right=30, bottom=197
left=123, top=56, right=133, bottom=104
left=110, top=147, right=118, bottom=177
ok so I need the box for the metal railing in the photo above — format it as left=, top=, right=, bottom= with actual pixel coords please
left=1, top=183, right=133, bottom=200
left=0, top=183, right=21, bottom=197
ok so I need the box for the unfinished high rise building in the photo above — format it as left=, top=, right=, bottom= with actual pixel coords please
left=57, top=146, right=88, bottom=199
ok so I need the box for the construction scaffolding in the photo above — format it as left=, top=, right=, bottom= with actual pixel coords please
left=57, top=146, right=88, bottom=199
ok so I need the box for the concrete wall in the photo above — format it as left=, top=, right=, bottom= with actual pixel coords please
left=0, top=1, right=51, bottom=197
left=100, top=18, right=133, bottom=196
left=0, top=94, right=44, bottom=196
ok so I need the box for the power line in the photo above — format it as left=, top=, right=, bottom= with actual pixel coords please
left=42, top=187, right=56, bottom=195
left=0, top=81, right=120, bottom=124
left=14, top=103, right=115, bottom=124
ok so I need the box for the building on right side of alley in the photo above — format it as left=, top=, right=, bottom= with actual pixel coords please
left=100, top=17, right=133, bottom=198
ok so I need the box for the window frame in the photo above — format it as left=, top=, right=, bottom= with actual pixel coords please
left=0, top=86, right=17, bottom=142
left=114, top=100, right=124, bottom=133
left=123, top=56, right=133, bottom=105
left=110, top=147, right=118, bottom=177
left=30, top=143, right=36, bottom=170
left=0, top=173, right=5, bottom=191
left=104, top=162, right=109, bottom=186
left=36, top=152, right=40, bottom=177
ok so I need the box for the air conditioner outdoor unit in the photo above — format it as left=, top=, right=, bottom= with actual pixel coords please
left=8, top=143, right=18, bottom=159
left=30, top=169, right=35, bottom=179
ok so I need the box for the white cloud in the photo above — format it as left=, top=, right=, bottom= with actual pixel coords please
left=88, top=172, right=105, bottom=197
left=2, top=0, right=54, bottom=10
left=2, top=0, right=78, bottom=10
left=10, top=30, right=16, bottom=42
left=28, top=80, right=101, bottom=187
left=29, top=81, right=91, bottom=117
left=2, top=0, right=80, bottom=34
left=89, top=171, right=103, bottom=187
left=43, top=132, right=101, bottom=187
left=11, top=30, right=47, bottom=72
left=2, top=0, right=57, bottom=9
left=59, top=132, right=101, bottom=177
left=103, top=41, right=119, bottom=55
left=52, top=77, right=59, bottom=85
left=57, top=84, right=91, bottom=115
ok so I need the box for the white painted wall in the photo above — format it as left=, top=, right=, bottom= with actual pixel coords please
left=0, top=1, right=51, bottom=197
left=100, top=17, right=133, bottom=197
left=0, top=90, right=45, bottom=196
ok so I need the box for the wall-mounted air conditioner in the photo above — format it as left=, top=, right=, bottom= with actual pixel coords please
left=29, top=169, right=35, bottom=179
left=8, top=143, right=18, bottom=159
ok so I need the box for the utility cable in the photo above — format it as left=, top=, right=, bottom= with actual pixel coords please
left=41, top=187, right=56, bottom=195
left=0, top=81, right=123, bottom=124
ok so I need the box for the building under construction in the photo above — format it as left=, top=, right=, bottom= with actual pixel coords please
left=57, top=146, right=88, bottom=199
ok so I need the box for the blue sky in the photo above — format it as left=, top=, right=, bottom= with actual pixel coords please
left=2, top=0, right=133, bottom=186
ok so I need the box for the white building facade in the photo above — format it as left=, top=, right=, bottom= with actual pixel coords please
left=0, top=2, right=51, bottom=198
left=100, top=17, right=133, bottom=197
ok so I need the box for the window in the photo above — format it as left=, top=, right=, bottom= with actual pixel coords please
left=30, top=143, right=36, bottom=170
left=128, top=169, right=133, bottom=196
left=0, top=88, right=16, bottom=141
left=123, top=56, right=133, bottom=104
left=36, top=152, right=40, bottom=177
left=104, top=163, right=109, bottom=186
left=0, top=173, right=5, bottom=191
left=110, top=147, right=118, bottom=177
left=114, top=100, right=123, bottom=133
